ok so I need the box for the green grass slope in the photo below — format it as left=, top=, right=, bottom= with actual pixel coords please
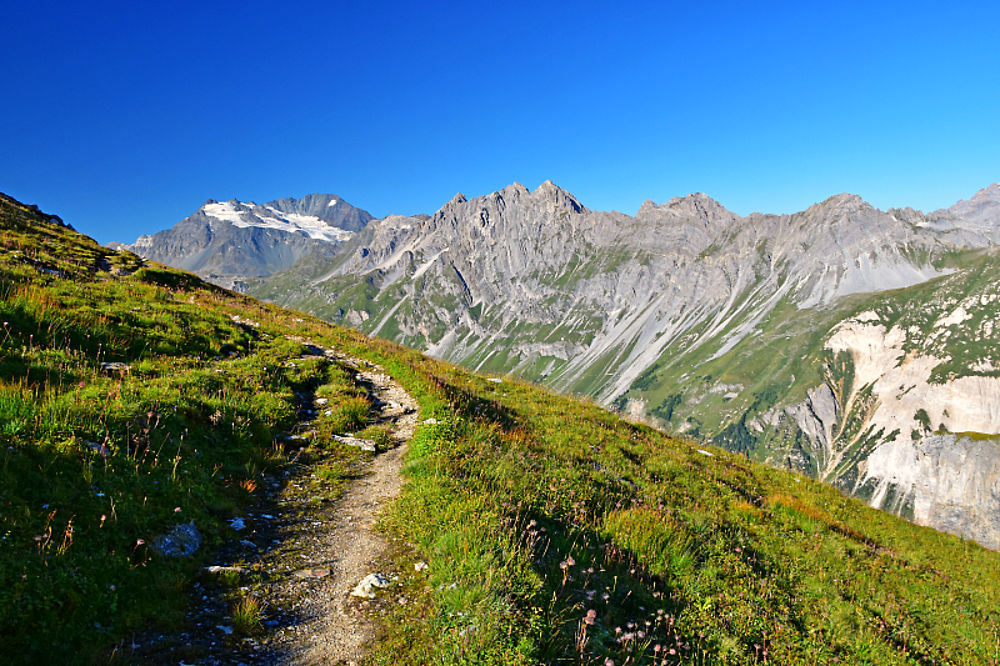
left=2, top=192, right=1000, bottom=664
left=347, top=342, right=1000, bottom=665
left=0, top=194, right=383, bottom=661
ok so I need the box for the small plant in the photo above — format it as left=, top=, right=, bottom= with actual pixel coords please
left=329, top=395, right=371, bottom=432
left=231, top=596, right=264, bottom=636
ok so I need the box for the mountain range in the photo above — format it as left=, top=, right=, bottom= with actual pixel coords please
left=119, top=182, right=1000, bottom=549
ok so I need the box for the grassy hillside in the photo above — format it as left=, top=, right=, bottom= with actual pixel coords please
left=349, top=344, right=1000, bottom=665
left=0, top=195, right=381, bottom=661
left=3, top=193, right=1000, bottom=664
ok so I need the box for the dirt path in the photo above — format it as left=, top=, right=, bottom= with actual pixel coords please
left=260, top=345, right=419, bottom=664
left=122, top=342, right=418, bottom=665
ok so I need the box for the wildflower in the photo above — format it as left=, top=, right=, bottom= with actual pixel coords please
left=604, top=660, right=615, bottom=666
left=584, top=609, right=597, bottom=625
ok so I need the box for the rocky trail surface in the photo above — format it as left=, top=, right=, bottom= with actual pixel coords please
left=122, top=341, right=418, bottom=665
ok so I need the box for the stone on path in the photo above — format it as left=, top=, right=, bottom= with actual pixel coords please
left=333, top=435, right=377, bottom=452
left=350, top=573, right=392, bottom=599
left=151, top=521, right=202, bottom=557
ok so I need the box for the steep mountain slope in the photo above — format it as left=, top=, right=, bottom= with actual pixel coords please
left=247, top=181, right=1000, bottom=548
left=8, top=191, right=1000, bottom=664
left=113, top=193, right=373, bottom=289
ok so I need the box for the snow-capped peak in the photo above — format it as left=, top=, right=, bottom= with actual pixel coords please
left=201, top=200, right=353, bottom=242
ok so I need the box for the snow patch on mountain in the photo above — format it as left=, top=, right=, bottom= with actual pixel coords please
left=203, top=201, right=248, bottom=225
left=201, top=201, right=354, bottom=242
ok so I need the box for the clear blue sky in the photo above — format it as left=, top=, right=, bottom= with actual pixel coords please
left=3, top=0, right=998, bottom=243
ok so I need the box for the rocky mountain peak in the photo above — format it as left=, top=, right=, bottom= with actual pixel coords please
left=532, top=180, right=584, bottom=213
left=115, top=191, right=373, bottom=282
left=800, top=193, right=875, bottom=222
left=817, top=192, right=868, bottom=209
left=928, top=184, right=1000, bottom=233
left=951, top=183, right=1000, bottom=212
left=500, top=182, right=530, bottom=199
left=638, top=192, right=737, bottom=229
left=972, top=183, right=1000, bottom=200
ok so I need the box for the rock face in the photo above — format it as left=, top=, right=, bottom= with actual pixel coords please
left=858, top=434, right=1000, bottom=549
left=113, top=193, right=373, bottom=289
left=923, top=183, right=1000, bottom=245
left=744, top=261, right=1000, bottom=547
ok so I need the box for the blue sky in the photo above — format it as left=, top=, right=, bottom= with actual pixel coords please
left=3, top=0, right=998, bottom=243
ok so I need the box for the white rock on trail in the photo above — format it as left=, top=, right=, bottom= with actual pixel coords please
left=350, top=573, right=392, bottom=599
